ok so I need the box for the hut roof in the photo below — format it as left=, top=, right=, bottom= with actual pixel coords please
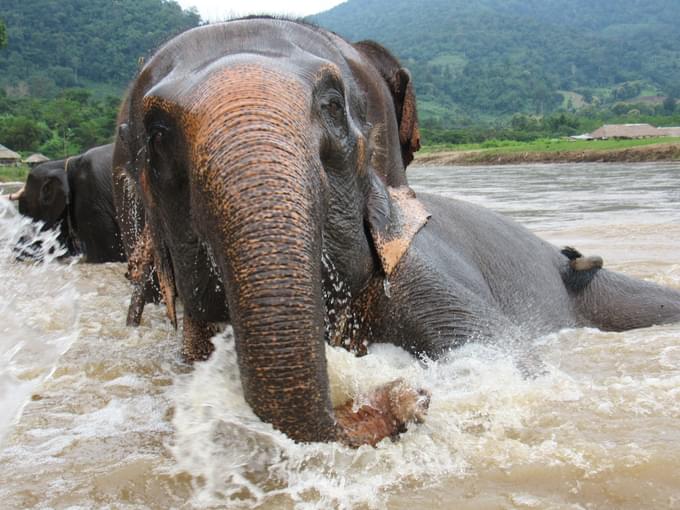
left=657, top=127, right=680, bottom=137
left=0, top=144, right=21, bottom=160
left=589, top=124, right=660, bottom=139
left=24, top=153, right=50, bottom=164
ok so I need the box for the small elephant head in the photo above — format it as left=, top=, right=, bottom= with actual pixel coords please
left=16, top=159, right=70, bottom=229
left=117, top=18, right=428, bottom=443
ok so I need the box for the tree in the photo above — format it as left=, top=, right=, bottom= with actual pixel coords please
left=662, top=95, right=676, bottom=114
left=43, top=95, right=84, bottom=156
left=0, top=19, right=6, bottom=49
left=0, top=116, right=51, bottom=151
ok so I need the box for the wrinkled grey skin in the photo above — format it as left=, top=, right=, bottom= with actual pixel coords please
left=16, top=144, right=125, bottom=263
left=116, top=18, right=680, bottom=444
left=362, top=195, right=680, bottom=355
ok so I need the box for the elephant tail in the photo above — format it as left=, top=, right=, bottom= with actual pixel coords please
left=560, top=246, right=604, bottom=292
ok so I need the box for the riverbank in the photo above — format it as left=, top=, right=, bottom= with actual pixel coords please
left=415, top=139, right=680, bottom=166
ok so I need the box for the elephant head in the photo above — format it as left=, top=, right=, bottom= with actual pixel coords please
left=8, top=158, right=77, bottom=260
left=16, top=159, right=70, bottom=229
left=117, top=18, right=428, bottom=443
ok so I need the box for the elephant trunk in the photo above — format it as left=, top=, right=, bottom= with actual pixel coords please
left=225, top=191, right=336, bottom=442
left=8, top=187, right=25, bottom=201
left=189, top=66, right=337, bottom=442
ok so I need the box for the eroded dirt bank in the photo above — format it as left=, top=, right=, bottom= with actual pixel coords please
left=415, top=142, right=680, bottom=166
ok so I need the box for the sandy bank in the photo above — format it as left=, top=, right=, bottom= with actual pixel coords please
left=415, top=142, right=680, bottom=166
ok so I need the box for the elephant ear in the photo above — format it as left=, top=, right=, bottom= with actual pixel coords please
left=366, top=175, right=430, bottom=276
left=39, top=175, right=69, bottom=223
left=353, top=40, right=421, bottom=167
left=391, top=68, right=420, bottom=166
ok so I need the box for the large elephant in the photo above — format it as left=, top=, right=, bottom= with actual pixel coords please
left=115, top=18, right=680, bottom=446
left=10, top=144, right=125, bottom=263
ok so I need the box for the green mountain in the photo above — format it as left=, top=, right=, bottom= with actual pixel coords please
left=311, top=0, right=680, bottom=126
left=1, top=0, right=678, bottom=137
left=0, top=0, right=200, bottom=96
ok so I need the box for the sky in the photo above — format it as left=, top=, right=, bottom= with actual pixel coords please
left=175, top=0, right=347, bottom=20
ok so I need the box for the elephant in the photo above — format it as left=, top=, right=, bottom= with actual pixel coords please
left=9, top=144, right=126, bottom=263
left=115, top=18, right=680, bottom=446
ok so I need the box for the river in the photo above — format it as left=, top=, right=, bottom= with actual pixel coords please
left=1, top=162, right=679, bottom=509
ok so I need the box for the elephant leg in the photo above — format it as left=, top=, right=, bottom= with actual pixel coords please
left=126, top=275, right=163, bottom=326
left=125, top=223, right=171, bottom=327
left=334, top=379, right=430, bottom=447
left=125, top=225, right=155, bottom=326
left=126, top=281, right=147, bottom=326
left=575, top=269, right=680, bottom=331
left=182, top=315, right=217, bottom=362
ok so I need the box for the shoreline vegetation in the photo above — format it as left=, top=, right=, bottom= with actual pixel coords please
left=415, top=137, right=680, bottom=166
left=0, top=164, right=28, bottom=183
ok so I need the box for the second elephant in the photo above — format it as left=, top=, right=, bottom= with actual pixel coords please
left=11, top=144, right=125, bottom=263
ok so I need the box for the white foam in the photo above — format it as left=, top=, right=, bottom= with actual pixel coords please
left=0, top=198, right=80, bottom=446
left=163, top=328, right=590, bottom=509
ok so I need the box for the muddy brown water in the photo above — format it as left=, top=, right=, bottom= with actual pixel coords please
left=1, top=162, right=679, bottom=509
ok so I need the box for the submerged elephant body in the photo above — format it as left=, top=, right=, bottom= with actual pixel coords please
left=352, top=193, right=680, bottom=357
left=12, top=144, right=125, bottom=263
left=115, top=18, right=680, bottom=445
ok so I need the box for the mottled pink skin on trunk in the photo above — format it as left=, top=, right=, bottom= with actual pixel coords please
left=180, top=65, right=337, bottom=442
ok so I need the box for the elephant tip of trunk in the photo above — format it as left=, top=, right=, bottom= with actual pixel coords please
left=334, top=378, right=431, bottom=447
left=6, top=187, right=25, bottom=201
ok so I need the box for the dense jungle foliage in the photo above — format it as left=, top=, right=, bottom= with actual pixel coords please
left=0, top=1, right=200, bottom=157
left=1, top=0, right=679, bottom=156
left=0, top=0, right=199, bottom=92
left=0, top=19, right=7, bottom=49
left=313, top=0, right=680, bottom=127
left=0, top=89, right=120, bottom=157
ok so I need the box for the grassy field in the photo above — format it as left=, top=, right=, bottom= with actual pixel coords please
left=0, top=164, right=29, bottom=183
left=420, top=136, right=680, bottom=154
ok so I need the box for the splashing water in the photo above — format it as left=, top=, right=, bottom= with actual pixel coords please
left=0, top=198, right=79, bottom=446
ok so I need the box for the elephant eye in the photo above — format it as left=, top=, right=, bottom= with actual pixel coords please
left=322, top=96, right=345, bottom=125
left=326, top=98, right=342, bottom=117
left=149, top=125, right=170, bottom=155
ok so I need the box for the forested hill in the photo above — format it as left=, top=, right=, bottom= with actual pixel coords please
left=1, top=0, right=679, bottom=132
left=0, top=0, right=200, bottom=95
left=312, top=0, right=680, bottom=125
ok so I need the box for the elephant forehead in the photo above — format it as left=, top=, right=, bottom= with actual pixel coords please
left=186, top=64, right=309, bottom=110
left=145, top=64, right=320, bottom=190
left=177, top=65, right=311, bottom=141
left=144, top=60, right=312, bottom=107
left=143, top=64, right=314, bottom=135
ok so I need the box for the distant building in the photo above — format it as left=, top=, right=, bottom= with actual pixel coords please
left=24, top=153, right=50, bottom=167
left=569, top=133, right=593, bottom=141
left=589, top=124, right=661, bottom=139
left=0, top=144, right=22, bottom=166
